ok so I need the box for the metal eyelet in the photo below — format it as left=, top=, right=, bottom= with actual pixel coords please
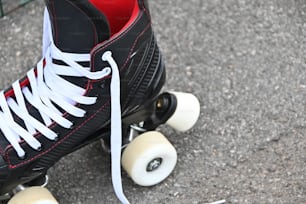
left=83, top=111, right=88, bottom=118
left=69, top=122, right=75, bottom=130
left=53, top=134, right=59, bottom=142
left=18, top=153, right=27, bottom=160
left=100, top=83, right=105, bottom=89
left=36, top=145, right=43, bottom=152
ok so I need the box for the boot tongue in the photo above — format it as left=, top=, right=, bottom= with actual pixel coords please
left=46, top=0, right=110, bottom=53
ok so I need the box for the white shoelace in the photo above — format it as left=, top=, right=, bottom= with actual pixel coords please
left=0, top=8, right=130, bottom=204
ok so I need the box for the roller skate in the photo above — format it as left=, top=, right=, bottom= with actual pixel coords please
left=0, top=0, right=200, bottom=203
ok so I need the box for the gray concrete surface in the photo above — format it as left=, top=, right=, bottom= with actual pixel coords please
left=0, top=0, right=306, bottom=203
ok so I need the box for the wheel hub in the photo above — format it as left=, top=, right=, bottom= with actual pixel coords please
left=146, top=158, right=162, bottom=172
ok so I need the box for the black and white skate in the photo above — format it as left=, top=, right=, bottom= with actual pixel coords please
left=0, top=0, right=200, bottom=203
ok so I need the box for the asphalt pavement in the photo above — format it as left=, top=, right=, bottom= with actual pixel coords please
left=0, top=0, right=305, bottom=203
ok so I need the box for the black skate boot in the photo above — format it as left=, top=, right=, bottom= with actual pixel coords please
left=0, top=0, right=200, bottom=203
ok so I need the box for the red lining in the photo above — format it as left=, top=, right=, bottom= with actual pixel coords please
left=89, top=0, right=139, bottom=36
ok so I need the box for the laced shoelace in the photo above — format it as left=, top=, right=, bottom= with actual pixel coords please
left=0, top=8, right=130, bottom=204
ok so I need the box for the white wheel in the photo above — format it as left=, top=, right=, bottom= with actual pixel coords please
left=166, top=92, right=200, bottom=132
left=8, top=187, right=58, bottom=204
left=121, top=131, right=177, bottom=186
